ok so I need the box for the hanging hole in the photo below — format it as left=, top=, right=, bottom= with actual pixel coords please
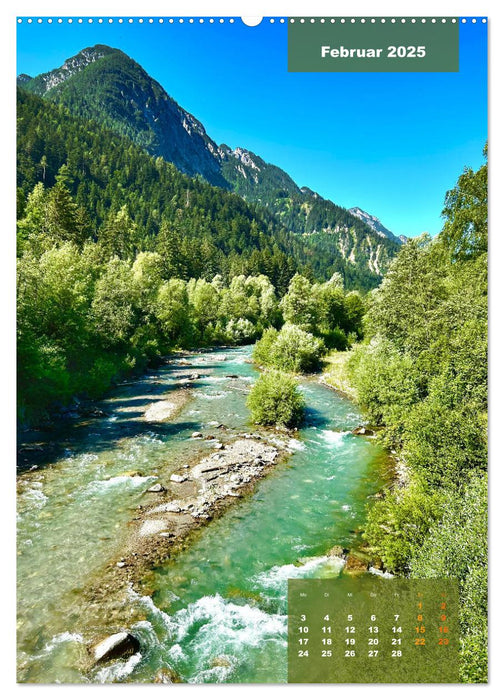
left=241, top=17, right=263, bottom=27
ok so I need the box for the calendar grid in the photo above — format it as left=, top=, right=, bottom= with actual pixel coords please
left=288, top=577, right=459, bottom=683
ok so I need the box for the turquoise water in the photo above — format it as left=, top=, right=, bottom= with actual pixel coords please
left=16, top=346, right=388, bottom=683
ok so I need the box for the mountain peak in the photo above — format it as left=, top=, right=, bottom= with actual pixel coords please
left=21, top=45, right=228, bottom=188
left=349, top=207, right=403, bottom=244
left=17, top=73, right=32, bottom=85
left=24, top=45, right=122, bottom=96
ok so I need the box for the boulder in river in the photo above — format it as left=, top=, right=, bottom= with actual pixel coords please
left=147, top=483, right=165, bottom=493
left=327, top=545, right=345, bottom=558
left=344, top=554, right=369, bottom=573
left=211, top=656, right=232, bottom=668
left=154, top=667, right=181, bottom=683
left=191, top=432, right=203, bottom=438
left=92, top=631, right=140, bottom=663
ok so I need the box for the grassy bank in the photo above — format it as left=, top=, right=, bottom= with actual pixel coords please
left=321, top=350, right=358, bottom=401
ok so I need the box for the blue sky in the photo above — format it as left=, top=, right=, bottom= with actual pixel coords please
left=16, top=17, right=487, bottom=238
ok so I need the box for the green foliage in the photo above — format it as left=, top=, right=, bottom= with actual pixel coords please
left=348, top=339, right=418, bottom=438
left=349, top=153, right=487, bottom=680
left=221, top=147, right=401, bottom=290
left=156, top=279, right=192, bottom=345
left=17, top=237, right=283, bottom=421
left=409, top=476, right=488, bottom=682
left=252, top=271, right=366, bottom=374
left=440, top=144, right=487, bottom=261
left=363, top=478, right=445, bottom=573
left=17, top=87, right=388, bottom=295
left=403, top=397, right=487, bottom=489
left=247, top=370, right=305, bottom=428
left=280, top=274, right=318, bottom=332
left=253, top=324, right=325, bottom=373
left=90, top=258, right=138, bottom=348
left=319, top=327, right=348, bottom=351
left=15, top=173, right=288, bottom=421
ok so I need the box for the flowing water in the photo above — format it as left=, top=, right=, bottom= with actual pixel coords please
left=17, top=346, right=390, bottom=683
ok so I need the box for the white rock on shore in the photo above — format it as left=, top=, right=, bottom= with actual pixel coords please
left=144, top=400, right=176, bottom=422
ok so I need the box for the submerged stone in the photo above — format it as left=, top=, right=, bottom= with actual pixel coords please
left=154, top=667, right=181, bottom=683
left=344, top=553, right=369, bottom=573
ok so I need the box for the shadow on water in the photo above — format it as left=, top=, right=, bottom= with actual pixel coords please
left=17, top=418, right=202, bottom=473
left=302, top=404, right=331, bottom=430
left=16, top=373, right=212, bottom=472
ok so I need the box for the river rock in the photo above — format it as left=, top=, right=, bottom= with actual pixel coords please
left=170, top=474, right=187, bottom=483
left=189, top=373, right=201, bottom=380
left=140, top=519, right=168, bottom=536
left=327, top=545, right=345, bottom=558
left=191, top=432, right=203, bottom=438
left=92, top=631, right=140, bottom=663
left=344, top=554, right=369, bottom=573
left=147, top=483, right=165, bottom=493
left=154, top=667, right=180, bottom=683
left=351, top=426, right=374, bottom=436
left=211, top=656, right=232, bottom=668
left=214, top=442, right=224, bottom=450
left=144, top=400, right=176, bottom=423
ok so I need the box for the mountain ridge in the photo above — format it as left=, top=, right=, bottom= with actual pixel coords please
left=20, top=44, right=402, bottom=279
left=349, top=206, right=405, bottom=245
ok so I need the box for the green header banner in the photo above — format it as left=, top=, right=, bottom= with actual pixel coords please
left=288, top=18, right=460, bottom=72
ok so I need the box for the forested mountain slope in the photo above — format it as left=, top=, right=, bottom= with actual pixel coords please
left=17, top=88, right=388, bottom=291
left=21, top=44, right=401, bottom=282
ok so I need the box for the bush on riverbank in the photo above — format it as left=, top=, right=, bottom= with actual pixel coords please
left=409, top=474, right=488, bottom=683
left=247, top=370, right=305, bottom=428
left=253, top=323, right=325, bottom=373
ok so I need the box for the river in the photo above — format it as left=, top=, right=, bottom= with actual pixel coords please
left=16, top=346, right=390, bottom=683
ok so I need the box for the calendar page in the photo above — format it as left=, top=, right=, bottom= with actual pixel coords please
left=16, top=10, right=488, bottom=686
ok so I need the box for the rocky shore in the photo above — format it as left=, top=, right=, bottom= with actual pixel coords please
left=115, top=435, right=283, bottom=582
left=82, top=433, right=288, bottom=654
